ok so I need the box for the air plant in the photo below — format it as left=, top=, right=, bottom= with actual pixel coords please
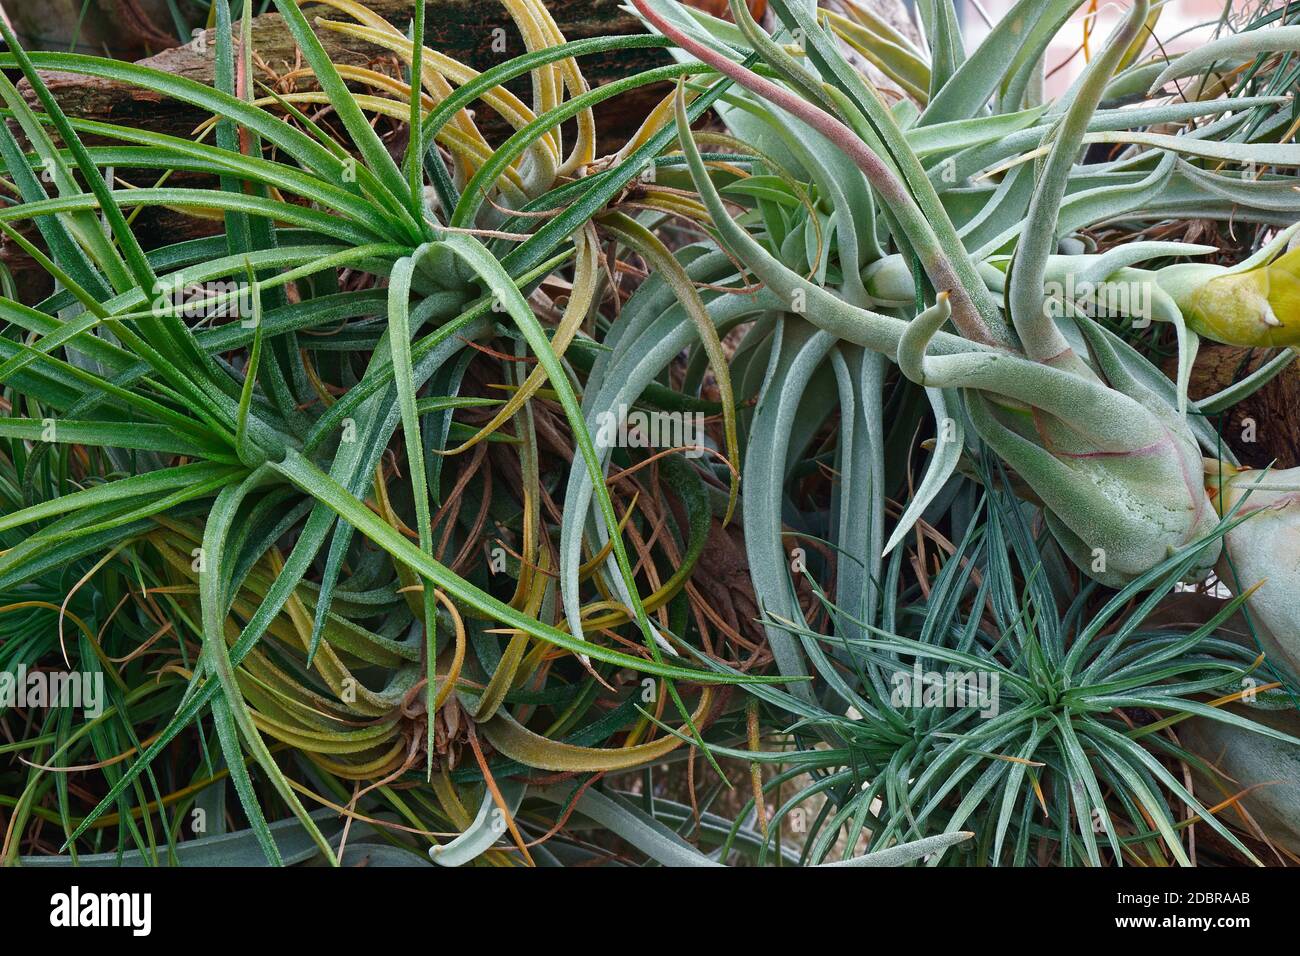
left=1208, top=462, right=1300, bottom=688
left=3, top=0, right=1300, bottom=869
left=0, top=0, right=794, bottom=866
left=703, top=473, right=1295, bottom=866
left=606, top=0, right=1298, bottom=690
left=566, top=0, right=1300, bottom=868
left=1179, top=704, right=1300, bottom=859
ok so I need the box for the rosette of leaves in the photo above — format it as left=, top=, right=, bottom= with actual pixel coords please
left=598, top=0, right=1300, bottom=708
left=688, top=466, right=1300, bottom=866
left=0, top=0, right=791, bottom=866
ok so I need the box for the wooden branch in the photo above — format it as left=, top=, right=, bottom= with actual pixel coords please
left=19, top=1, right=670, bottom=151
left=3, top=1, right=669, bottom=293
left=1178, top=344, right=1300, bottom=469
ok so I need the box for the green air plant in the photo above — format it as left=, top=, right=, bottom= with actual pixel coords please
left=0, top=0, right=971, bottom=870
left=695, top=467, right=1300, bottom=867
left=4, top=0, right=1300, bottom=870
left=0, top=0, right=801, bottom=865
left=610, top=0, right=1300, bottom=708
left=1179, top=704, right=1300, bottom=859
left=1208, top=462, right=1300, bottom=689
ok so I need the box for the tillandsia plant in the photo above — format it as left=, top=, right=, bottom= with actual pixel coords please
left=0, top=0, right=809, bottom=867
left=561, top=0, right=1300, bottom=863
left=2, top=0, right=1300, bottom=871
left=707, top=470, right=1297, bottom=866
left=0, top=0, right=970, bottom=868
left=1208, top=461, right=1300, bottom=687
left=1157, top=224, right=1300, bottom=347
left=610, top=0, right=1299, bottom=669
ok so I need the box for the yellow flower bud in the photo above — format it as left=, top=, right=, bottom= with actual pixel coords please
left=1160, top=243, right=1300, bottom=348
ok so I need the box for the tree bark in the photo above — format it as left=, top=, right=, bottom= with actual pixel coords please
left=3, top=0, right=923, bottom=296
left=1178, top=344, right=1300, bottom=469
left=4, top=1, right=670, bottom=295
left=18, top=0, right=671, bottom=152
